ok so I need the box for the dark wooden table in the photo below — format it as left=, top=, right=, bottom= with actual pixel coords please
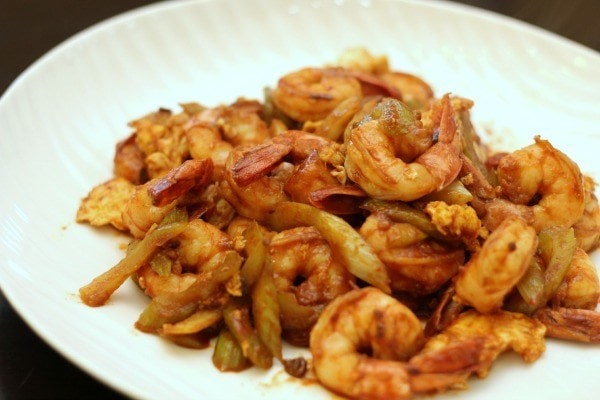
left=1, top=1, right=599, bottom=399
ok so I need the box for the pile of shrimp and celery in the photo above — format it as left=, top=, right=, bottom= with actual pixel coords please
left=77, top=48, right=600, bottom=399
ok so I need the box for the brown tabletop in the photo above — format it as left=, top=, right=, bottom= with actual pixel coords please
left=1, top=0, right=599, bottom=399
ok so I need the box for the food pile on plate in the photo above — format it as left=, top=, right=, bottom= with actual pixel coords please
left=77, top=48, right=600, bottom=399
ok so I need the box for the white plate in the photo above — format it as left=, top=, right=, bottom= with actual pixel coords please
left=1, top=0, right=599, bottom=399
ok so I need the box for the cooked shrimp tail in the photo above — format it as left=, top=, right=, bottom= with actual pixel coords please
left=123, top=159, right=214, bottom=238
left=534, top=307, right=600, bottom=343
left=149, top=158, right=214, bottom=206
left=230, top=141, right=292, bottom=186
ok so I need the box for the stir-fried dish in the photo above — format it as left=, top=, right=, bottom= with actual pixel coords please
left=76, top=48, right=600, bottom=399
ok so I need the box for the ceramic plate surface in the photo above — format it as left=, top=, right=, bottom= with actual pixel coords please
left=1, top=0, right=599, bottom=399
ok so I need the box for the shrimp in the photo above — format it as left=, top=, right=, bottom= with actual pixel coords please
left=455, top=216, right=538, bottom=313
left=284, top=150, right=339, bottom=205
left=122, top=159, right=214, bottom=238
left=136, top=264, right=198, bottom=298
left=176, top=218, right=234, bottom=273
left=185, top=100, right=271, bottom=177
left=269, top=226, right=354, bottom=346
left=307, top=184, right=367, bottom=215
left=376, top=97, right=435, bottom=161
left=333, top=48, right=410, bottom=99
left=191, top=182, right=236, bottom=230
left=185, top=120, right=233, bottom=177
left=380, top=71, right=434, bottom=110
left=341, top=95, right=382, bottom=144
left=347, top=70, right=403, bottom=99
left=459, top=153, right=496, bottom=203
left=269, top=226, right=354, bottom=306
left=301, top=96, right=363, bottom=142
left=217, top=99, right=271, bottom=147
left=226, top=215, right=275, bottom=252
left=553, top=247, right=600, bottom=310
left=274, top=129, right=341, bottom=161
left=360, top=212, right=464, bottom=295
left=271, top=67, right=363, bottom=122
left=534, top=307, right=600, bottom=343
left=572, top=175, right=600, bottom=252
left=496, top=137, right=585, bottom=231
left=344, top=94, right=462, bottom=201
left=229, top=130, right=342, bottom=191
left=135, top=218, right=235, bottom=298
left=421, top=309, right=546, bottom=378
left=335, top=47, right=390, bottom=76
left=229, top=130, right=338, bottom=187
left=310, top=288, right=487, bottom=400
left=219, top=144, right=291, bottom=222
left=113, top=133, right=145, bottom=184
left=481, top=198, right=534, bottom=232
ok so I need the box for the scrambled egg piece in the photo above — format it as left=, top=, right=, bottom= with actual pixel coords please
left=76, top=177, right=135, bottom=230
left=425, top=201, right=487, bottom=251
left=131, top=108, right=190, bottom=179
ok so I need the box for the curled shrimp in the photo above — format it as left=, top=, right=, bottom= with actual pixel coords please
left=360, top=212, right=464, bottom=295
left=272, top=67, right=363, bottom=122
left=497, top=137, right=585, bottom=231
left=310, top=287, right=487, bottom=400
left=135, top=218, right=234, bottom=298
left=344, top=94, right=462, bottom=201
left=176, top=218, right=234, bottom=273
left=269, top=226, right=354, bottom=306
left=122, top=159, right=214, bottom=238
left=455, top=216, right=538, bottom=313
left=136, top=264, right=198, bottom=298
